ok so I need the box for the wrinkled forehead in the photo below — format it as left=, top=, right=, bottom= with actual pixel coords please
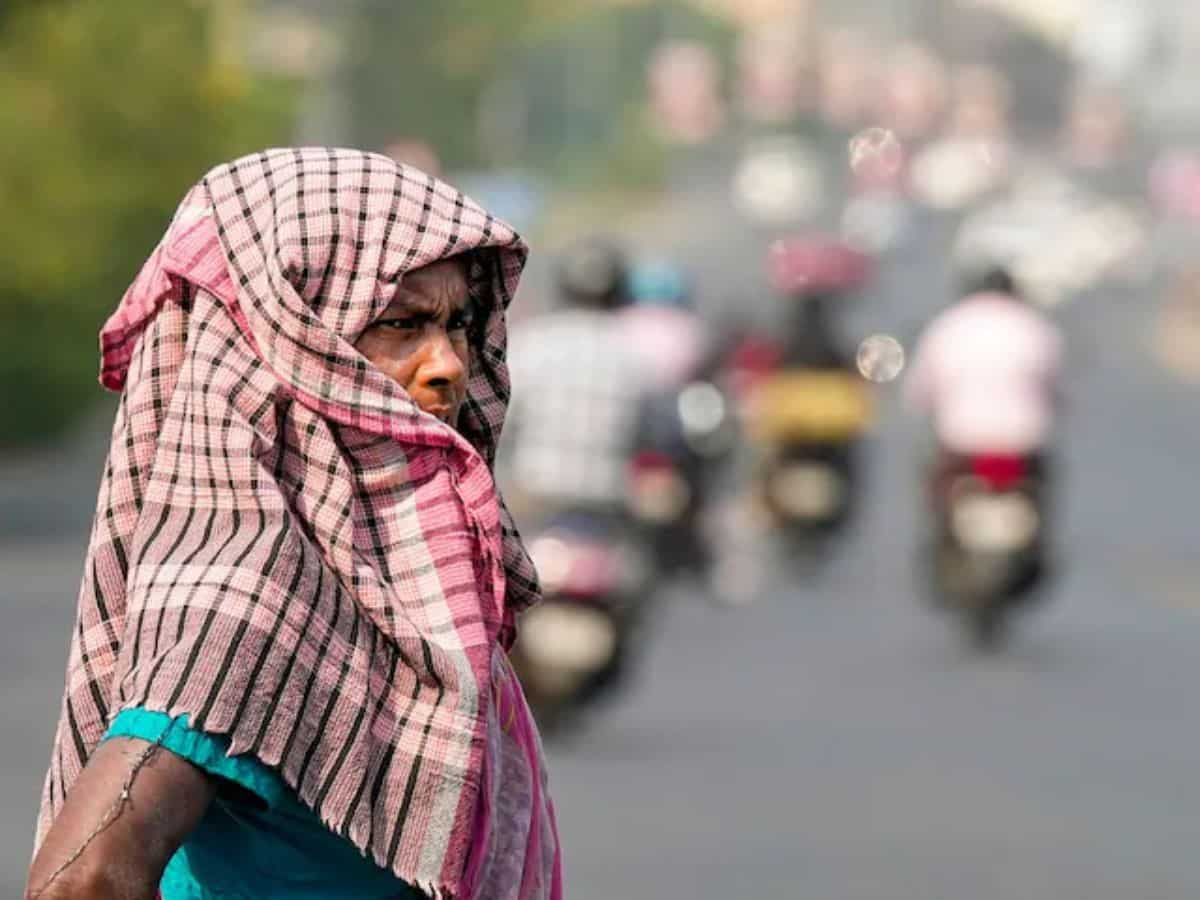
left=382, top=253, right=479, bottom=311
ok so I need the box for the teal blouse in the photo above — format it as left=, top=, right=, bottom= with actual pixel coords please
left=103, top=709, right=424, bottom=900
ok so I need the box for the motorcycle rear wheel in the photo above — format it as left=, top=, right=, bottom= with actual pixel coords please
left=965, top=605, right=1008, bottom=652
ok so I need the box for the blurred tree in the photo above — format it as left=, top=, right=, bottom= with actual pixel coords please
left=341, top=0, right=730, bottom=184
left=0, top=0, right=296, bottom=447
left=519, top=2, right=734, bottom=187
left=341, top=1, right=547, bottom=169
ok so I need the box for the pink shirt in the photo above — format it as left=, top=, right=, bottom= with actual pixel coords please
left=906, top=293, right=1062, bottom=454
left=618, top=306, right=708, bottom=388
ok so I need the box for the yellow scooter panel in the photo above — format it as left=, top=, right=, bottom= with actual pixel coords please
left=748, top=370, right=875, bottom=444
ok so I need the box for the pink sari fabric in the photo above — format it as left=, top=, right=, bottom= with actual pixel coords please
left=37, top=149, right=561, bottom=900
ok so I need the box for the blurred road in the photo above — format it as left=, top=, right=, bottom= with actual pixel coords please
left=550, top=379, right=1200, bottom=899
left=548, top=180, right=1200, bottom=900
left=4, top=178, right=1200, bottom=898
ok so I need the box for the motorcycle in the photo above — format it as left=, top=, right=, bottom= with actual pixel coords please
left=747, top=368, right=873, bottom=538
left=627, top=378, right=736, bottom=582
left=509, top=512, right=652, bottom=732
left=738, top=235, right=876, bottom=547
left=928, top=452, right=1049, bottom=648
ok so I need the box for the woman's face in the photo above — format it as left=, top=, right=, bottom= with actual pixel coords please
left=355, top=257, right=475, bottom=427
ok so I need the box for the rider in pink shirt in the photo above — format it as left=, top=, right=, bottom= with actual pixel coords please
left=619, top=260, right=710, bottom=389
left=906, top=267, right=1063, bottom=457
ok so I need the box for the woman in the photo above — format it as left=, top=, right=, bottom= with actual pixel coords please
left=26, top=149, right=561, bottom=900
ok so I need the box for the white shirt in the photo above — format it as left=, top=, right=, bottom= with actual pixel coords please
left=906, top=293, right=1062, bottom=454
left=502, top=310, right=649, bottom=508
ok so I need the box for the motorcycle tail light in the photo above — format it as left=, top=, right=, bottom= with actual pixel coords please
left=531, top=533, right=622, bottom=599
left=564, top=545, right=621, bottom=598
left=630, top=450, right=675, bottom=475
left=969, top=454, right=1028, bottom=491
left=727, top=337, right=785, bottom=397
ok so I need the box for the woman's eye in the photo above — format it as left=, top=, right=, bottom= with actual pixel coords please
left=448, top=309, right=475, bottom=332
left=378, top=318, right=421, bottom=332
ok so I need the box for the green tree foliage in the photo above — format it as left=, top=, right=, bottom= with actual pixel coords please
left=340, top=0, right=551, bottom=169
left=0, top=0, right=296, bottom=446
left=515, top=2, right=734, bottom=184
left=340, top=0, right=731, bottom=183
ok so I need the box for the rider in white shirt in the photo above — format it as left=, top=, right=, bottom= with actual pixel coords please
left=502, top=239, right=649, bottom=517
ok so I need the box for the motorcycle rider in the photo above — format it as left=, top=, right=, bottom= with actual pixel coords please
left=906, top=265, right=1063, bottom=642
left=501, top=238, right=650, bottom=526
left=906, top=262, right=1063, bottom=595
left=620, top=260, right=731, bottom=585
left=769, top=235, right=869, bottom=371
left=501, top=240, right=656, bottom=721
left=743, top=236, right=875, bottom=538
left=621, top=259, right=711, bottom=389
left=726, top=236, right=866, bottom=401
left=906, top=264, right=1062, bottom=497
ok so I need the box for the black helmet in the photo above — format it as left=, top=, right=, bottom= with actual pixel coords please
left=555, top=238, right=628, bottom=310
left=959, top=263, right=1019, bottom=298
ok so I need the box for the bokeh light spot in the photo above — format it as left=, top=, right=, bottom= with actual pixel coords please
left=856, top=334, right=905, bottom=383
left=848, top=127, right=904, bottom=180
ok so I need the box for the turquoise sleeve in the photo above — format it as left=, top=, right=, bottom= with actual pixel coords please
left=103, top=708, right=288, bottom=811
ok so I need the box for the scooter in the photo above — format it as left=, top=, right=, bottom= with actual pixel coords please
left=738, top=235, right=876, bottom=546
left=928, top=452, right=1049, bottom=649
left=748, top=368, right=873, bottom=539
left=627, top=378, right=736, bottom=583
left=508, top=512, right=651, bottom=733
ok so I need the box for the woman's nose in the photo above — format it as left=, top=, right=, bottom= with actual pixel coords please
left=419, top=330, right=466, bottom=389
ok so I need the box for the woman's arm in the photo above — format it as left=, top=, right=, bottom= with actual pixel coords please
left=26, top=737, right=215, bottom=900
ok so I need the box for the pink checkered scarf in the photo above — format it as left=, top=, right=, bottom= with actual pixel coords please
left=36, top=149, right=561, bottom=900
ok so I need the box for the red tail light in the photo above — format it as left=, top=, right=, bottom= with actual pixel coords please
left=726, top=337, right=785, bottom=401
left=564, top=545, right=621, bottom=598
left=630, top=450, right=675, bottom=475
left=969, top=454, right=1028, bottom=491
left=728, top=338, right=784, bottom=379
left=532, top=534, right=622, bottom=598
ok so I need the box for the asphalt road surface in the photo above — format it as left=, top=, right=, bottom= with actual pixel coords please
left=3, top=177, right=1198, bottom=899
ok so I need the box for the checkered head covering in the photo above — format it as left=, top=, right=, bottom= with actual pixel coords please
left=37, top=149, right=560, bottom=900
